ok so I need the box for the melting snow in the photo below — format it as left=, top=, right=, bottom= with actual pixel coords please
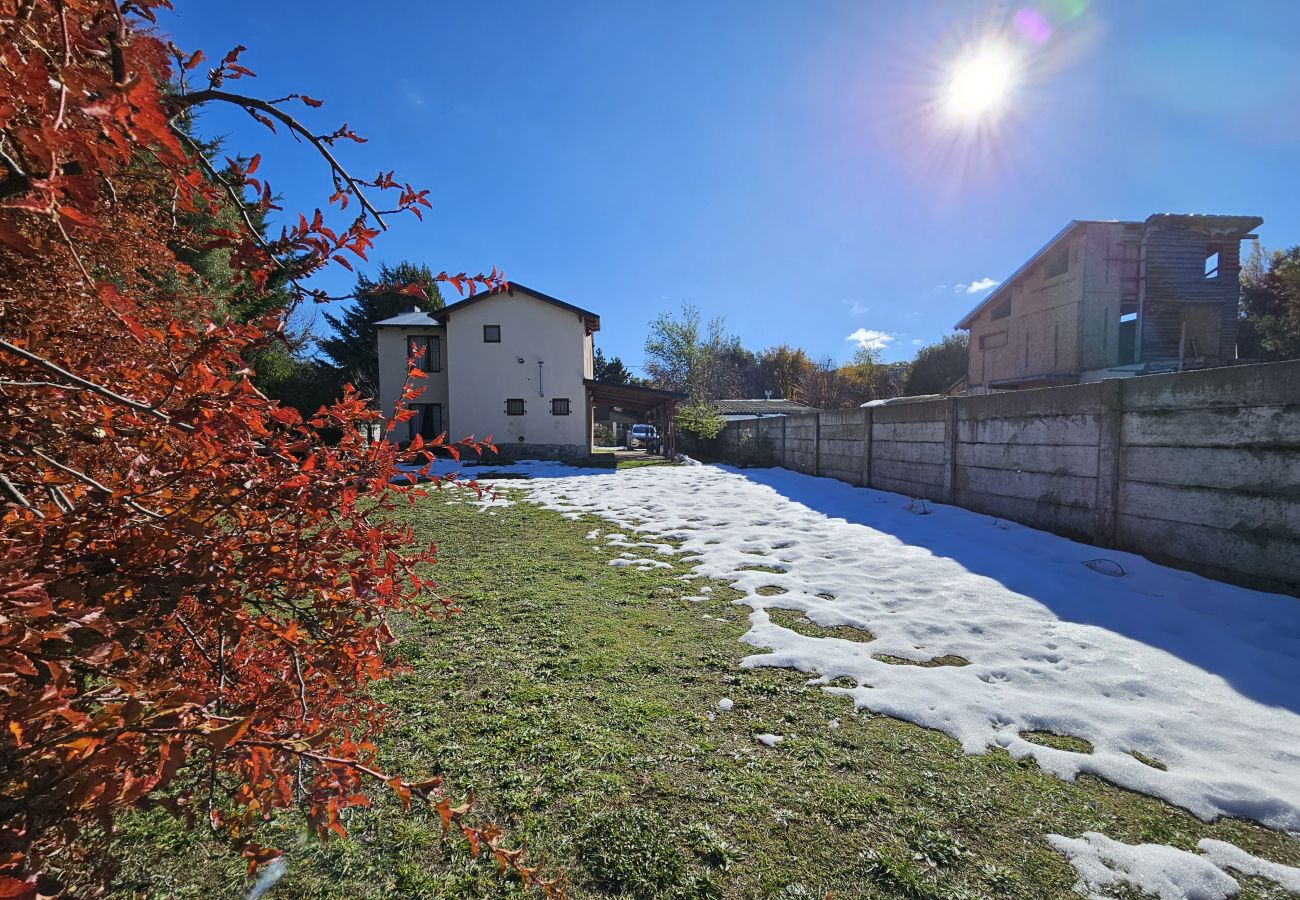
left=1048, top=832, right=1300, bottom=900
left=718, top=697, right=734, bottom=712
left=756, top=733, right=784, bottom=747
left=1048, top=833, right=1239, bottom=900
left=498, top=461, right=1300, bottom=832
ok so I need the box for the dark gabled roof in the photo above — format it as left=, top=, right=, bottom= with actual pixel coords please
left=375, top=282, right=601, bottom=331
left=714, top=398, right=819, bottom=416
left=439, top=282, right=600, bottom=331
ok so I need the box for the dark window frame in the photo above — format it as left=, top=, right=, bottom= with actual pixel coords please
left=990, top=297, right=1011, bottom=320
left=505, top=398, right=526, bottom=416
left=409, top=402, right=443, bottom=442
left=978, top=330, right=1009, bottom=351
left=408, top=334, right=442, bottom=373
left=483, top=324, right=501, bottom=343
left=551, top=398, right=571, bottom=416
left=1204, top=246, right=1221, bottom=280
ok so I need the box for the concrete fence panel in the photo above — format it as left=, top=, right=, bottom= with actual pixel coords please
left=708, top=358, right=1300, bottom=595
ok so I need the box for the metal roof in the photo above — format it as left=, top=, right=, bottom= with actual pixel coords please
left=714, top=398, right=819, bottom=416
left=375, top=310, right=441, bottom=327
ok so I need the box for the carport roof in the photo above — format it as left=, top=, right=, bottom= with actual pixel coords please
left=584, top=379, right=685, bottom=412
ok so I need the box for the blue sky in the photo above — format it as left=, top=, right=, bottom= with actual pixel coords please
left=162, top=1, right=1300, bottom=371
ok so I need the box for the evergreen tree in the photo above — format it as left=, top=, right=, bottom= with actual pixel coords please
left=320, top=261, right=445, bottom=400
left=593, top=347, right=635, bottom=384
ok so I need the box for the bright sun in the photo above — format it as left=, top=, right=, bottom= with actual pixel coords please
left=943, top=45, right=1017, bottom=123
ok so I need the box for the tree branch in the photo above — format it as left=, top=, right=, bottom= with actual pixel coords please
left=0, top=338, right=195, bottom=432
left=170, top=89, right=388, bottom=229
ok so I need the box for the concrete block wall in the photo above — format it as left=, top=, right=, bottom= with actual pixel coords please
left=818, top=410, right=868, bottom=485
left=870, top=400, right=949, bottom=502
left=955, top=385, right=1105, bottom=541
left=782, top=414, right=818, bottom=475
left=1114, top=362, right=1300, bottom=593
left=715, top=359, right=1300, bottom=595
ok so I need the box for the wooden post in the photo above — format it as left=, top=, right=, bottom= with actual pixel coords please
left=861, top=406, right=873, bottom=487
left=941, top=398, right=958, bottom=505
left=1094, top=378, right=1123, bottom=546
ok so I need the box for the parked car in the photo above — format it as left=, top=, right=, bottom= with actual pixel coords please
left=627, top=424, right=660, bottom=451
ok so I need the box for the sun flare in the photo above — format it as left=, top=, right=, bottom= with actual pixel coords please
left=943, top=44, right=1018, bottom=123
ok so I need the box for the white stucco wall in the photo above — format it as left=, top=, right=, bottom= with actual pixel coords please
left=444, top=293, right=591, bottom=450
left=376, top=325, right=448, bottom=438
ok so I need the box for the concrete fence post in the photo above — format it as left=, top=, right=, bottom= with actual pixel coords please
left=860, top=406, right=873, bottom=487
left=941, top=398, right=958, bottom=505
left=811, top=413, right=821, bottom=477
left=781, top=416, right=788, bottom=469
left=1094, top=378, right=1123, bottom=546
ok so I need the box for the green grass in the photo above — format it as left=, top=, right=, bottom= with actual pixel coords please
left=111, top=488, right=1300, bottom=899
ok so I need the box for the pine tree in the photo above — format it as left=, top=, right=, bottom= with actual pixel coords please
left=320, top=261, right=445, bottom=400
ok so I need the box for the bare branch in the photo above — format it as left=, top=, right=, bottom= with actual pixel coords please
left=171, top=89, right=388, bottom=229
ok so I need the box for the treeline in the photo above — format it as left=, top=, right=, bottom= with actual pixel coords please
left=591, top=303, right=968, bottom=429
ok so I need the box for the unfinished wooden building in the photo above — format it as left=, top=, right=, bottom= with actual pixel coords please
left=957, top=213, right=1262, bottom=393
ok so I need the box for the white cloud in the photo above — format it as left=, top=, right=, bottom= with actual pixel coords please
left=845, top=328, right=895, bottom=352
left=912, top=338, right=925, bottom=346
left=840, top=300, right=870, bottom=315
left=954, top=277, right=1000, bottom=294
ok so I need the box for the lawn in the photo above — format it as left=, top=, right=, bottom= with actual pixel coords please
left=113, top=479, right=1300, bottom=899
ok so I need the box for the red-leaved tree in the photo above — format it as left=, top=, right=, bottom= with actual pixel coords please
left=0, top=2, right=554, bottom=896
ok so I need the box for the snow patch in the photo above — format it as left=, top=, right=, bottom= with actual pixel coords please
left=1198, top=839, right=1300, bottom=893
left=755, top=733, right=784, bottom=747
left=1047, top=832, right=1237, bottom=900
left=510, top=462, right=1300, bottom=831
left=718, top=698, right=734, bottom=712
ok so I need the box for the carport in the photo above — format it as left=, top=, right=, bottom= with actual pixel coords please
left=584, top=380, right=685, bottom=458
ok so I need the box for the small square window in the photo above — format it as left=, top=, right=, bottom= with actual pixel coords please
left=1204, top=248, right=1221, bottom=279
left=990, top=297, right=1011, bottom=320
left=483, top=324, right=501, bottom=343
left=551, top=398, right=571, bottom=416
left=505, top=398, right=525, bottom=416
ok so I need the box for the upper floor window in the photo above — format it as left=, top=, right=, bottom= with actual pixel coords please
left=505, top=398, right=525, bottom=416
left=979, top=331, right=1008, bottom=350
left=483, top=324, right=501, bottom=343
left=409, top=335, right=441, bottom=372
left=1045, top=246, right=1070, bottom=280
left=1204, top=248, right=1221, bottom=279
left=990, top=297, right=1011, bottom=320
left=551, top=398, right=571, bottom=416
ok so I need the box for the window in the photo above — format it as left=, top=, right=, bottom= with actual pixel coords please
left=505, top=398, right=525, bottom=416
left=978, top=331, right=1008, bottom=350
left=409, top=403, right=442, bottom=442
left=1204, top=247, right=1221, bottom=279
left=1045, top=246, right=1070, bottom=279
left=483, top=324, right=501, bottom=343
left=551, top=398, right=571, bottom=416
left=990, top=296, right=1011, bottom=320
left=408, top=335, right=441, bottom=372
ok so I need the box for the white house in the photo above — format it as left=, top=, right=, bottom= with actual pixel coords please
left=376, top=282, right=682, bottom=458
